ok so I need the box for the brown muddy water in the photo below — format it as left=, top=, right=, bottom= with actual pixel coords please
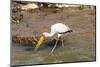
left=11, top=5, right=96, bottom=66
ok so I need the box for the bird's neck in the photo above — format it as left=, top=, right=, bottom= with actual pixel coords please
left=47, top=32, right=55, bottom=37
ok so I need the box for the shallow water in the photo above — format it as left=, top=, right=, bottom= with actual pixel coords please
left=11, top=33, right=96, bottom=66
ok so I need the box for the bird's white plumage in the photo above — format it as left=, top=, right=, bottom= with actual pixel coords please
left=43, top=23, right=70, bottom=38
left=51, top=23, right=70, bottom=34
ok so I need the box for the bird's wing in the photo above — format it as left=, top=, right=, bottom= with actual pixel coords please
left=51, top=23, right=70, bottom=33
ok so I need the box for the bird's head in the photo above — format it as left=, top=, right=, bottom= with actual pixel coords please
left=42, top=32, right=50, bottom=37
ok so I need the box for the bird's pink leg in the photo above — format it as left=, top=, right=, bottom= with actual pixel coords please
left=61, top=39, right=64, bottom=47
left=59, top=37, right=64, bottom=47
left=51, top=39, right=58, bottom=54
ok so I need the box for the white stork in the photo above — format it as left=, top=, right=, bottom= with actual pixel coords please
left=35, top=23, right=72, bottom=53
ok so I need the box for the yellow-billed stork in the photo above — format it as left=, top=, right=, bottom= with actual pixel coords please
left=35, top=23, right=72, bottom=53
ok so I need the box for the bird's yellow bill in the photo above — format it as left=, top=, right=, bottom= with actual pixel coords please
left=32, top=37, right=38, bottom=45
left=35, top=35, right=45, bottom=49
